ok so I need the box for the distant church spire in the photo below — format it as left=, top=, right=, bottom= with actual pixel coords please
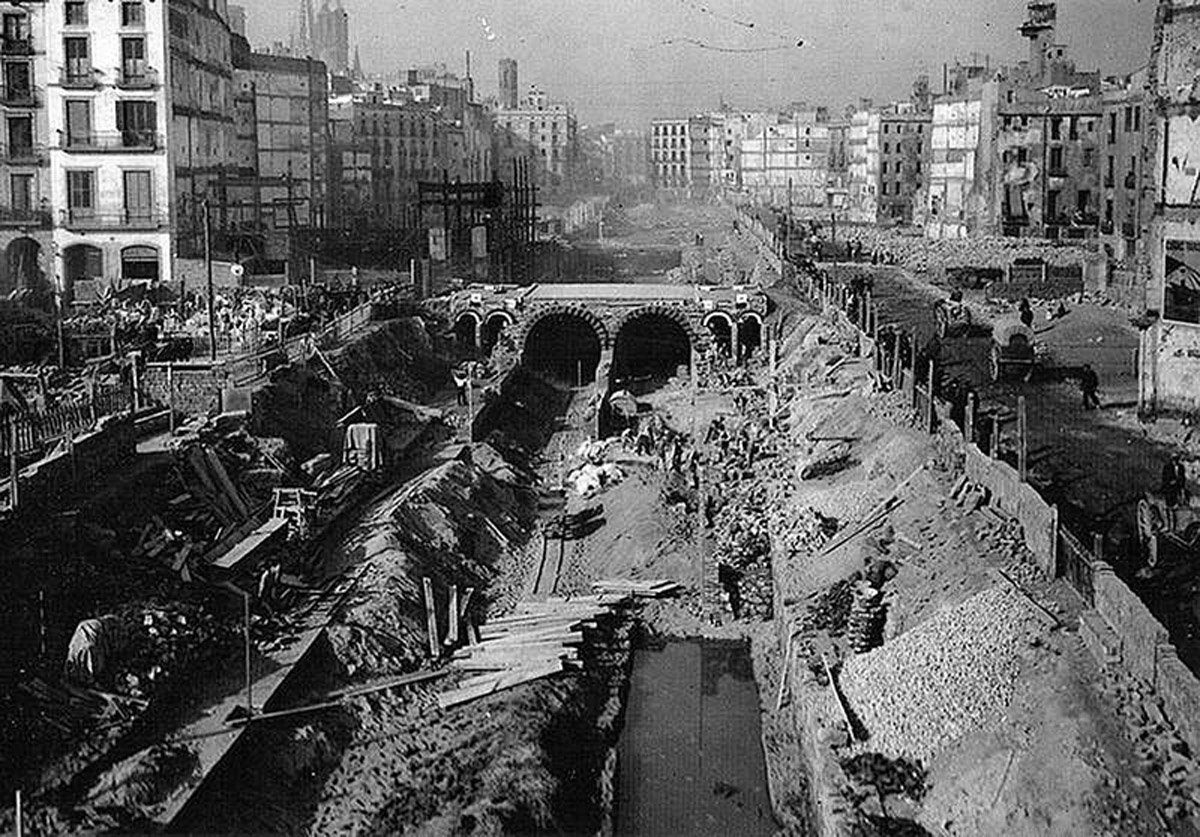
left=352, top=45, right=363, bottom=79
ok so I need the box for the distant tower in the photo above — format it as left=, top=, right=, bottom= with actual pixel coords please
left=294, top=0, right=316, bottom=55
left=1020, top=2, right=1057, bottom=81
left=499, top=58, right=518, bottom=110
left=352, top=45, right=364, bottom=80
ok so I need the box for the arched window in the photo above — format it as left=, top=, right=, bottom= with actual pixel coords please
left=121, top=245, right=159, bottom=282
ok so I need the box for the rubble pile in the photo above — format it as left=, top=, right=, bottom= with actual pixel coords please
left=839, top=586, right=1045, bottom=763
left=1097, top=667, right=1200, bottom=824
left=830, top=227, right=1094, bottom=273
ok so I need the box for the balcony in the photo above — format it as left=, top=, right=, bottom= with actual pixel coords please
left=1, top=37, right=34, bottom=56
left=60, top=66, right=99, bottom=89
left=0, top=143, right=47, bottom=165
left=1, top=85, right=39, bottom=107
left=59, top=130, right=165, bottom=153
left=60, top=210, right=167, bottom=232
left=1122, top=222, right=1137, bottom=239
left=1104, top=177, right=1115, bottom=189
left=116, top=66, right=160, bottom=89
left=0, top=207, right=51, bottom=228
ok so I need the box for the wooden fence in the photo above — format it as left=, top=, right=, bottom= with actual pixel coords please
left=0, top=384, right=131, bottom=459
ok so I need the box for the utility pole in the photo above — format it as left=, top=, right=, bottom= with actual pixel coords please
left=203, top=199, right=217, bottom=361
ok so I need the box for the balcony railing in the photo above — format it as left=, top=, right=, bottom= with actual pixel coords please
left=59, top=130, right=164, bottom=152
left=0, top=207, right=51, bottom=228
left=59, top=66, right=99, bottom=89
left=60, top=210, right=167, bottom=231
left=1, top=85, right=40, bottom=107
left=0, top=143, right=46, bottom=164
left=1, top=37, right=34, bottom=55
left=116, top=66, right=159, bottom=89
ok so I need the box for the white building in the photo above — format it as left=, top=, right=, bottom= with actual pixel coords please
left=45, top=0, right=173, bottom=293
left=845, top=110, right=879, bottom=223
left=926, top=97, right=983, bottom=240
left=739, top=117, right=832, bottom=210
left=495, top=86, right=578, bottom=187
left=650, top=117, right=689, bottom=189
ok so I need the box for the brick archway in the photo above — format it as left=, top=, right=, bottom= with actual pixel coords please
left=613, top=304, right=702, bottom=351
left=517, top=304, right=611, bottom=353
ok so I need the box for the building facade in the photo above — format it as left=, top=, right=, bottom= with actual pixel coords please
left=926, top=96, right=983, bottom=239
left=230, top=38, right=329, bottom=260
left=47, top=0, right=174, bottom=293
left=0, top=0, right=53, bottom=300
left=846, top=110, right=879, bottom=223
left=876, top=106, right=932, bottom=224
left=1100, top=71, right=1147, bottom=265
left=1139, top=0, right=1200, bottom=412
left=740, top=114, right=832, bottom=210
left=495, top=86, right=578, bottom=188
left=650, top=118, right=689, bottom=190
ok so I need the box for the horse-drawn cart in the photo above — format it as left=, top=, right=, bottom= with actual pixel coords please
left=990, top=319, right=1040, bottom=382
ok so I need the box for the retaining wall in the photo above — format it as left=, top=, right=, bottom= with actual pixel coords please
left=14, top=413, right=135, bottom=511
left=962, top=442, right=1058, bottom=575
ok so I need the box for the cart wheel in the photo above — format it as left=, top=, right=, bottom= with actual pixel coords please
left=990, top=345, right=1001, bottom=382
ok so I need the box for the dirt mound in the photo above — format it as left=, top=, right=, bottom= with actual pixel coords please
left=327, top=458, right=532, bottom=677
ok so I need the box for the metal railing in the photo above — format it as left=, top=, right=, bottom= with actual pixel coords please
left=115, top=66, right=159, bottom=89
left=0, top=142, right=46, bottom=164
left=59, top=210, right=168, bottom=231
left=1058, top=526, right=1096, bottom=607
left=59, top=66, right=99, bottom=89
left=1, top=36, right=34, bottom=55
left=0, top=207, right=51, bottom=227
left=59, top=130, right=164, bottom=152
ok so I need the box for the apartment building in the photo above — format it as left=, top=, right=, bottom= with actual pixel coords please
left=47, top=0, right=173, bottom=294
left=1100, top=70, right=1147, bottom=264
left=650, top=117, right=689, bottom=190
left=0, top=0, right=53, bottom=299
left=876, top=106, right=932, bottom=224
left=846, top=110, right=879, bottom=223
left=740, top=114, right=833, bottom=211
left=495, top=84, right=578, bottom=188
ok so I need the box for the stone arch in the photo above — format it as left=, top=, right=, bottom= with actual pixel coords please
left=453, top=310, right=482, bottom=348
left=613, top=303, right=701, bottom=350
left=517, top=304, right=610, bottom=353
left=737, top=311, right=764, bottom=358
left=481, top=309, right=515, bottom=354
left=1, top=237, right=43, bottom=298
left=703, top=310, right=734, bottom=357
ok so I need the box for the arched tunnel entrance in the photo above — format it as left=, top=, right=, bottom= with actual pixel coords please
left=613, top=313, right=692, bottom=386
left=738, top=315, right=763, bottom=360
left=705, top=313, right=733, bottom=358
left=453, top=314, right=479, bottom=351
left=523, top=313, right=603, bottom=385
left=481, top=313, right=511, bottom=355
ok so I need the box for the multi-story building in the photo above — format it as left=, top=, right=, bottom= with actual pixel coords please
left=846, top=110, right=879, bottom=223
left=716, top=111, right=776, bottom=191
left=651, top=117, right=689, bottom=190
left=875, top=105, right=932, bottom=224
left=312, top=0, right=348, bottom=75
left=168, top=0, right=239, bottom=259
left=687, top=114, right=722, bottom=195
left=740, top=113, right=833, bottom=211
left=495, top=84, right=578, bottom=188
left=1138, top=0, right=1200, bottom=411
left=327, top=112, right=371, bottom=228
left=926, top=96, right=983, bottom=239
left=48, top=0, right=174, bottom=292
left=0, top=0, right=53, bottom=299
left=604, top=129, right=649, bottom=186
left=1100, top=70, right=1146, bottom=264
left=230, top=36, right=329, bottom=259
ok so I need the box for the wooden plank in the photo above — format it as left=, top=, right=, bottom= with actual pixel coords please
left=447, top=585, right=460, bottom=645
left=438, top=662, right=565, bottom=710
left=422, top=577, right=440, bottom=658
left=205, top=447, right=251, bottom=518
left=210, top=518, right=287, bottom=570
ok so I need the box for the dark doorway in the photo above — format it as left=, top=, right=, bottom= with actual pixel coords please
left=523, top=313, right=602, bottom=385
left=613, top=313, right=691, bottom=382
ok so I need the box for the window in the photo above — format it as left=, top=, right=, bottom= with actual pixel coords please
left=64, top=2, right=86, bottom=26
left=1069, top=117, right=1079, bottom=141
left=1083, top=148, right=1095, bottom=167
left=1134, top=106, right=1142, bottom=132
left=1108, top=113, right=1117, bottom=144
left=1107, top=156, right=1115, bottom=185
left=1049, top=146, right=1064, bottom=173
left=1124, top=106, right=1133, bottom=132
left=2, top=14, right=28, bottom=47
left=1050, top=117, right=1062, bottom=140
left=66, top=169, right=94, bottom=217
left=1076, top=190, right=1091, bottom=214
left=10, top=173, right=32, bottom=211
left=1105, top=199, right=1114, bottom=224
left=881, top=161, right=888, bottom=174
left=120, top=37, right=146, bottom=82
left=63, top=36, right=90, bottom=83
left=117, top=100, right=156, bottom=146
left=121, top=2, right=144, bottom=27
left=4, top=61, right=30, bottom=98
left=123, top=170, right=152, bottom=222
left=1047, top=189, right=1061, bottom=219
left=65, top=99, right=91, bottom=145
left=884, top=124, right=890, bottom=134
left=7, top=115, right=31, bottom=155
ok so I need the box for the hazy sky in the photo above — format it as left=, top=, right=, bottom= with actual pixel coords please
left=245, top=0, right=1156, bottom=126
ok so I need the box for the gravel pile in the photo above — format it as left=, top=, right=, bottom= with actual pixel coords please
left=839, top=586, right=1044, bottom=763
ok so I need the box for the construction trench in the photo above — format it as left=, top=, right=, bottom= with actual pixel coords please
left=6, top=202, right=1200, bottom=836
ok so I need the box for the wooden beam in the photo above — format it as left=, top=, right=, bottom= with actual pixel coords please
left=423, top=577, right=440, bottom=658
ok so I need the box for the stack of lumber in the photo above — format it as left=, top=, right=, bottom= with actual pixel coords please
left=438, top=596, right=623, bottom=709
left=591, top=578, right=682, bottom=599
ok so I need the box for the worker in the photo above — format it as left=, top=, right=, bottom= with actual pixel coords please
left=1163, top=455, right=1190, bottom=508
left=1080, top=363, right=1101, bottom=410
left=1018, top=298, right=1034, bottom=330
left=452, top=367, right=469, bottom=406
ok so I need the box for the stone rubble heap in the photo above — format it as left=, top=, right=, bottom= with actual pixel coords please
left=839, top=586, right=1045, bottom=763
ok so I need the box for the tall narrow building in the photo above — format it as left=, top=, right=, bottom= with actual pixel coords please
left=499, top=58, right=518, bottom=110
